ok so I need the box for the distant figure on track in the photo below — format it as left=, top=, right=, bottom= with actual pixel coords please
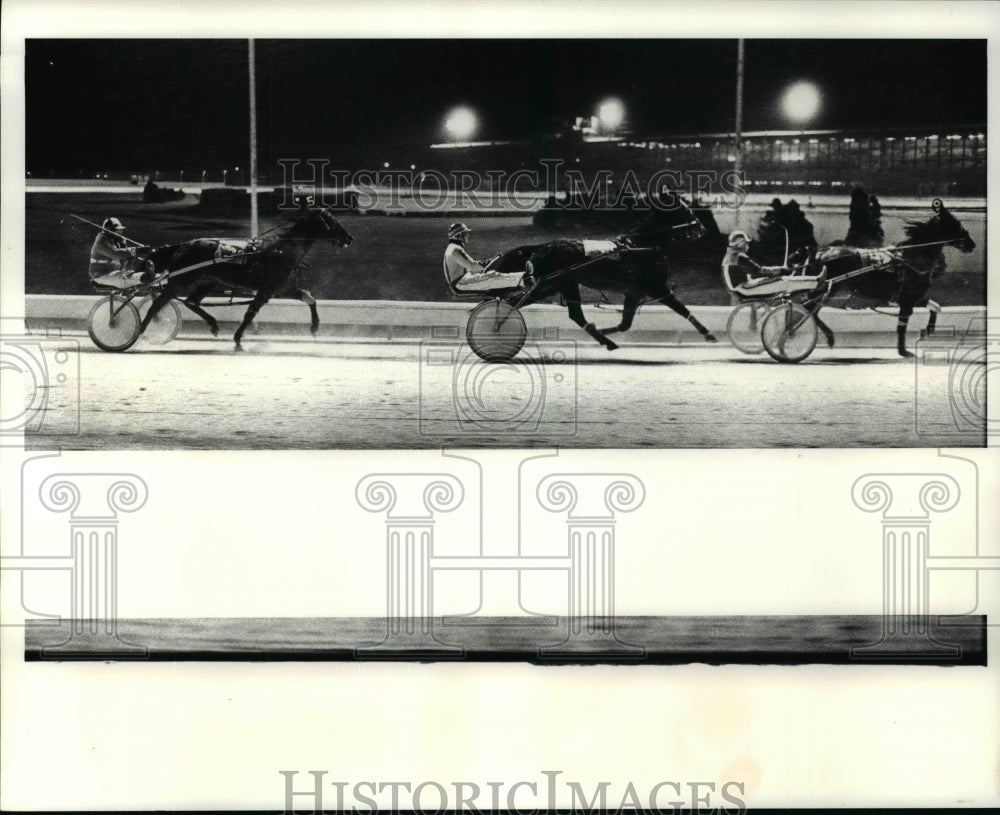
left=443, top=222, right=523, bottom=293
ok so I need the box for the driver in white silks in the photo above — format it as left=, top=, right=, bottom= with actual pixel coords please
left=89, top=217, right=153, bottom=288
left=443, top=222, right=524, bottom=292
left=721, top=230, right=826, bottom=300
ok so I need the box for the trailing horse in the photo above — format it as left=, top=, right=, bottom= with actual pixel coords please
left=494, top=194, right=717, bottom=350
left=804, top=199, right=975, bottom=357
left=139, top=206, right=353, bottom=349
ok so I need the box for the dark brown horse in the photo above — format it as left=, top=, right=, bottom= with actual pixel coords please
left=138, top=207, right=353, bottom=349
left=805, top=199, right=975, bottom=357
left=489, top=194, right=716, bottom=350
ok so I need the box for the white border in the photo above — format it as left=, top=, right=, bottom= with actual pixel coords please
left=2, top=1, right=999, bottom=810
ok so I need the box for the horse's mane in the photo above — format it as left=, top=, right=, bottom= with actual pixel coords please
left=623, top=194, right=697, bottom=239
left=901, top=209, right=956, bottom=245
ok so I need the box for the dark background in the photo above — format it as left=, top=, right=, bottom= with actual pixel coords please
left=26, top=39, right=987, bottom=173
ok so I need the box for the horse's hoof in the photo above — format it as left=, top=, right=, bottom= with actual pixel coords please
left=605, top=340, right=620, bottom=352
left=234, top=343, right=244, bottom=353
left=310, top=326, right=319, bottom=336
left=826, top=337, right=835, bottom=349
left=704, top=332, right=718, bottom=343
left=210, top=325, right=219, bottom=337
left=898, top=349, right=914, bottom=359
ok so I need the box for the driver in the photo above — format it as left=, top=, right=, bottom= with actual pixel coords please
left=443, top=222, right=524, bottom=293
left=722, top=230, right=824, bottom=298
left=89, top=217, right=153, bottom=288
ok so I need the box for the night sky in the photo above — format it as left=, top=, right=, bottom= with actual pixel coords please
left=25, top=39, right=986, bottom=172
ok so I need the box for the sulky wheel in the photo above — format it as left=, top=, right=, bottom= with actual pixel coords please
left=726, top=301, right=771, bottom=354
left=87, top=295, right=141, bottom=353
left=760, top=301, right=818, bottom=363
left=137, top=297, right=182, bottom=345
left=466, top=299, right=527, bottom=362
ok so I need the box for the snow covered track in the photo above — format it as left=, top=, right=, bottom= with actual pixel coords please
left=14, top=329, right=987, bottom=450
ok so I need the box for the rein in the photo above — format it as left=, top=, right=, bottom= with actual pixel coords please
left=887, top=238, right=960, bottom=253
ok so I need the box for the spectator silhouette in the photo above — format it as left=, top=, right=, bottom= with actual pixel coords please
left=845, top=187, right=884, bottom=247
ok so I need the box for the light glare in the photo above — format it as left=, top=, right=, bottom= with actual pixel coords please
left=598, top=98, right=625, bottom=130
left=782, top=82, right=821, bottom=123
left=445, top=107, right=477, bottom=139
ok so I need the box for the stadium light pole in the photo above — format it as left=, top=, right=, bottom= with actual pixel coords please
left=734, top=38, right=745, bottom=229
left=249, top=38, right=258, bottom=239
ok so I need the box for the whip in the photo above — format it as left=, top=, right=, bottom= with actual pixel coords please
left=68, top=214, right=147, bottom=247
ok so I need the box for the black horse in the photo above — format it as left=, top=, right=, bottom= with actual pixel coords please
left=754, top=197, right=819, bottom=265
left=139, top=206, right=353, bottom=349
left=490, top=194, right=716, bottom=350
left=803, top=199, right=975, bottom=357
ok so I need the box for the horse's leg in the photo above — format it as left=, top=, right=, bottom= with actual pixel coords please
left=599, top=293, right=640, bottom=335
left=137, top=288, right=174, bottom=336
left=657, top=289, right=717, bottom=342
left=181, top=290, right=219, bottom=337
left=563, top=282, right=619, bottom=351
left=233, top=289, right=271, bottom=351
left=296, top=288, right=320, bottom=335
left=897, top=301, right=916, bottom=358
left=805, top=301, right=835, bottom=348
left=919, top=298, right=941, bottom=339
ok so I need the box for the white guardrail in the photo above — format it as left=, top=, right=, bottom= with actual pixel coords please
left=24, top=295, right=987, bottom=346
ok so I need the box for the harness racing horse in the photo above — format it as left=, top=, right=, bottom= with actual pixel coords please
left=138, top=207, right=354, bottom=349
left=494, top=194, right=716, bottom=351
left=805, top=199, right=975, bottom=357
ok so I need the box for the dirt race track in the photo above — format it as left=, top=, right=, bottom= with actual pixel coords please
left=22, top=333, right=986, bottom=450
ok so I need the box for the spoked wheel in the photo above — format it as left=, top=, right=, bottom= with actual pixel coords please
left=87, top=295, right=141, bottom=353
left=137, top=297, right=182, bottom=345
left=761, top=302, right=818, bottom=363
left=466, top=299, right=527, bottom=362
left=726, top=301, right=771, bottom=354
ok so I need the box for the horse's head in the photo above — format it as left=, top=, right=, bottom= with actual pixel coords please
left=315, top=206, right=354, bottom=248
left=625, top=191, right=707, bottom=248
left=903, top=199, right=975, bottom=256
left=928, top=199, right=975, bottom=254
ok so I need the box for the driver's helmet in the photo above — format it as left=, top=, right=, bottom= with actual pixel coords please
left=728, top=230, right=750, bottom=248
left=447, top=222, right=471, bottom=241
left=103, top=217, right=125, bottom=232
